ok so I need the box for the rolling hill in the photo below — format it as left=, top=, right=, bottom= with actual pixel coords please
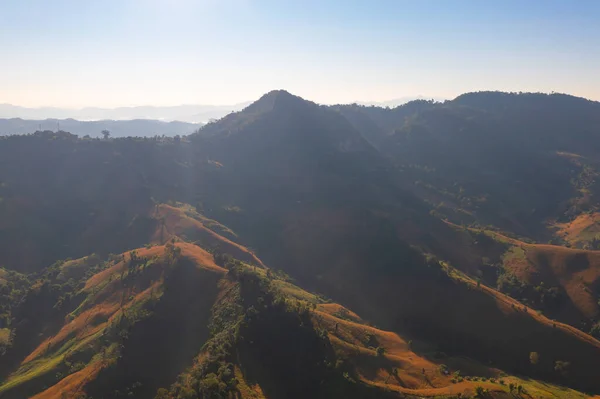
left=0, top=235, right=595, bottom=398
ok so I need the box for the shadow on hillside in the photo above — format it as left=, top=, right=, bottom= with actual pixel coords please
left=86, top=258, right=221, bottom=398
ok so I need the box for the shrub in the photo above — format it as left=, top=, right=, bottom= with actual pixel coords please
left=590, top=322, right=600, bottom=339
left=343, top=371, right=356, bottom=383
left=200, top=373, right=222, bottom=391
left=154, top=388, right=169, bottom=399
left=554, top=360, right=570, bottom=376
left=529, top=351, right=539, bottom=365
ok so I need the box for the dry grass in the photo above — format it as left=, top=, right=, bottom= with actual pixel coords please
left=234, top=365, right=266, bottom=399
left=498, top=242, right=600, bottom=321
left=1, top=242, right=228, bottom=397
left=449, top=221, right=600, bottom=326
left=0, top=328, right=11, bottom=346
left=29, top=361, right=104, bottom=399
left=313, top=301, right=594, bottom=398
left=314, top=306, right=473, bottom=394
left=317, top=303, right=363, bottom=323
left=273, top=279, right=321, bottom=303
left=152, top=204, right=265, bottom=267
left=444, top=256, right=600, bottom=350
left=555, top=212, right=600, bottom=247
left=26, top=243, right=226, bottom=365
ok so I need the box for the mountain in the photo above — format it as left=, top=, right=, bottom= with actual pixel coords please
left=336, top=91, right=600, bottom=333
left=337, top=92, right=600, bottom=239
left=352, top=95, right=446, bottom=108
left=0, top=103, right=250, bottom=123
left=0, top=118, right=201, bottom=138
left=1, top=90, right=600, bottom=398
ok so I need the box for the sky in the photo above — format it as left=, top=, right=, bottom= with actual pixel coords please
left=1, top=0, right=599, bottom=108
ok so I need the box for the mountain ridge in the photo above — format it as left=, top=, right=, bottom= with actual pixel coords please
left=0, top=102, right=250, bottom=123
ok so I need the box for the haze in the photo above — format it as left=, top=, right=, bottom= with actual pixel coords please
left=1, top=0, right=599, bottom=108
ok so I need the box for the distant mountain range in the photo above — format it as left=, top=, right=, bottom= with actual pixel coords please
left=352, top=95, right=446, bottom=107
left=0, top=97, right=441, bottom=123
left=0, top=118, right=202, bottom=138
left=0, top=97, right=442, bottom=137
left=0, top=103, right=250, bottom=123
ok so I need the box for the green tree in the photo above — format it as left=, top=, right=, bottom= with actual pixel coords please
left=554, top=360, right=570, bottom=376
left=590, top=322, right=600, bottom=339
left=154, top=388, right=169, bottom=399
left=475, top=385, right=486, bottom=398
left=529, top=351, right=539, bottom=365
left=101, top=129, right=111, bottom=140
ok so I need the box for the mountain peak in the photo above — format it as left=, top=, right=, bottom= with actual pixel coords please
left=261, top=89, right=295, bottom=99
left=241, top=89, right=313, bottom=115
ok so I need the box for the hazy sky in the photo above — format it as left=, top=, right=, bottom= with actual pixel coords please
left=1, top=0, right=599, bottom=107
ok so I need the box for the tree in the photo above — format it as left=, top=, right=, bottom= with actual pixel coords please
left=475, top=385, right=486, bottom=398
left=154, top=388, right=169, bottom=399
left=554, top=360, right=570, bottom=376
left=529, top=351, right=539, bottom=365
left=590, top=322, right=600, bottom=339
left=101, top=130, right=111, bottom=140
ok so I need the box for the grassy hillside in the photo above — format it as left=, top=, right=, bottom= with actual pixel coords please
left=148, top=253, right=596, bottom=399
left=445, top=224, right=600, bottom=344
left=554, top=212, right=600, bottom=249
left=2, top=207, right=596, bottom=398
left=0, top=242, right=226, bottom=399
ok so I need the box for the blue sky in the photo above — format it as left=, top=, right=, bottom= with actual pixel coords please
left=1, top=0, right=599, bottom=107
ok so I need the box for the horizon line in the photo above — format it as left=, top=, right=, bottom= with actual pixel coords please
left=2, top=89, right=599, bottom=110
